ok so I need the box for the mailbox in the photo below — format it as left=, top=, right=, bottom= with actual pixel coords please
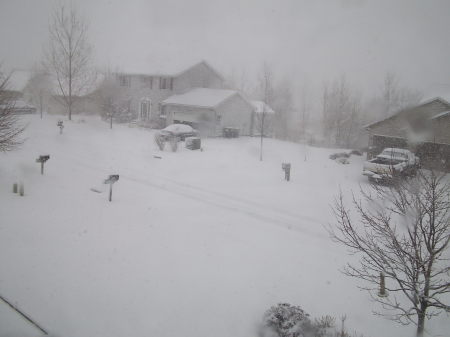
left=104, top=174, right=119, bottom=184
left=36, top=155, right=50, bottom=163
left=282, top=163, right=291, bottom=181
left=104, top=174, right=119, bottom=202
left=36, top=155, right=50, bottom=175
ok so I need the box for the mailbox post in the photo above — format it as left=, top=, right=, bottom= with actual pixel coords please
left=57, top=120, right=64, bottom=134
left=282, top=163, right=291, bottom=181
left=104, top=174, right=119, bottom=202
left=36, top=155, right=50, bottom=175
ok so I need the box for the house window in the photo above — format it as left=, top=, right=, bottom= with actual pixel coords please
left=118, top=75, right=130, bottom=87
left=159, top=77, right=173, bottom=90
left=140, top=76, right=153, bottom=89
left=140, top=98, right=151, bottom=120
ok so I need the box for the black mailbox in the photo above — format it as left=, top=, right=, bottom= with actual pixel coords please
left=104, top=174, right=119, bottom=184
left=104, top=174, right=119, bottom=202
left=36, top=155, right=50, bottom=163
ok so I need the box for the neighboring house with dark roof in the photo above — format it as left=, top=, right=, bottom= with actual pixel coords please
left=365, top=97, right=450, bottom=170
left=161, top=88, right=254, bottom=136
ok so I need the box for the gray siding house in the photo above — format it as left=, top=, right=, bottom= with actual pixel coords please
left=365, top=97, right=450, bottom=170
left=161, top=88, right=254, bottom=136
left=113, top=61, right=224, bottom=124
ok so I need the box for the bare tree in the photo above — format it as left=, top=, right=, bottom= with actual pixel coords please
left=381, top=72, right=422, bottom=117
left=226, top=66, right=254, bottom=96
left=271, top=77, right=294, bottom=140
left=299, top=82, right=311, bottom=142
left=45, top=2, right=92, bottom=120
left=0, top=69, right=25, bottom=151
left=25, top=65, right=52, bottom=119
left=95, top=69, right=131, bottom=129
left=382, top=72, right=398, bottom=117
left=330, top=171, right=450, bottom=336
left=322, top=76, right=362, bottom=148
left=256, top=63, right=274, bottom=161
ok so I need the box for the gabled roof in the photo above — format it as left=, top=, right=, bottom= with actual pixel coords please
left=161, top=88, right=238, bottom=108
left=119, top=60, right=224, bottom=80
left=176, top=61, right=224, bottom=80
left=364, top=97, right=450, bottom=129
left=251, top=100, right=275, bottom=114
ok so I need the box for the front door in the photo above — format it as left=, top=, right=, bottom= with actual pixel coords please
left=140, top=99, right=151, bottom=120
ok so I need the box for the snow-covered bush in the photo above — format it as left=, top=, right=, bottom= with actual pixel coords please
left=259, top=303, right=319, bottom=337
left=260, top=304, right=363, bottom=337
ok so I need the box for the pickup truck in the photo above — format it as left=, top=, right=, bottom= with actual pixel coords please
left=363, top=148, right=420, bottom=182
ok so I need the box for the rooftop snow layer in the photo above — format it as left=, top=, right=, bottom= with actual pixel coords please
left=161, top=88, right=238, bottom=108
left=430, top=110, right=450, bottom=120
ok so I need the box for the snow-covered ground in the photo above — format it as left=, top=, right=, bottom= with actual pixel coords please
left=0, top=115, right=447, bottom=337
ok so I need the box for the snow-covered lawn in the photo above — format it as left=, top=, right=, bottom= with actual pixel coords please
left=0, top=115, right=447, bottom=337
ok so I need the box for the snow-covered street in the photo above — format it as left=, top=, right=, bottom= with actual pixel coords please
left=0, top=115, right=447, bottom=337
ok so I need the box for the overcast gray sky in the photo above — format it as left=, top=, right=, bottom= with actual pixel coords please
left=1, top=0, right=450, bottom=97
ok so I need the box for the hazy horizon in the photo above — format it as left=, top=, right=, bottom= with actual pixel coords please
left=1, top=0, right=450, bottom=99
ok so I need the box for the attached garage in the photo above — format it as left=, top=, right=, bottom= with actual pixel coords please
left=160, top=88, right=254, bottom=137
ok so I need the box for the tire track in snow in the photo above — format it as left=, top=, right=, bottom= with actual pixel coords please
left=135, top=170, right=323, bottom=226
left=122, top=173, right=328, bottom=240
left=56, top=154, right=328, bottom=240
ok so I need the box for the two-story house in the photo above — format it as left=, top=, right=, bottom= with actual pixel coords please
left=114, top=61, right=224, bottom=123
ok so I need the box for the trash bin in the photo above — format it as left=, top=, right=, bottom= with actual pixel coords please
left=186, top=137, right=201, bottom=150
left=223, top=127, right=240, bottom=138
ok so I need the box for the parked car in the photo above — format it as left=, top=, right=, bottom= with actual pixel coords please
left=158, top=124, right=199, bottom=141
left=362, top=148, right=420, bottom=182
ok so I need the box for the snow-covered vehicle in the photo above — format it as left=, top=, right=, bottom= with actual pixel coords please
left=158, top=124, right=198, bottom=141
left=363, top=148, right=420, bottom=182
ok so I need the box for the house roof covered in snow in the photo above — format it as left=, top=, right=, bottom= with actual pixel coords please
left=6, top=69, right=31, bottom=92
left=365, top=96, right=450, bottom=129
left=429, top=110, right=450, bottom=120
left=161, top=88, right=239, bottom=108
left=251, top=100, right=275, bottom=114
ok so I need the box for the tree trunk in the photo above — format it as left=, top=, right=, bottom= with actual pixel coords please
left=39, top=94, right=43, bottom=119
left=416, top=310, right=425, bottom=337
left=110, top=114, right=113, bottom=129
left=260, top=113, right=265, bottom=161
left=68, top=51, right=72, bottom=121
